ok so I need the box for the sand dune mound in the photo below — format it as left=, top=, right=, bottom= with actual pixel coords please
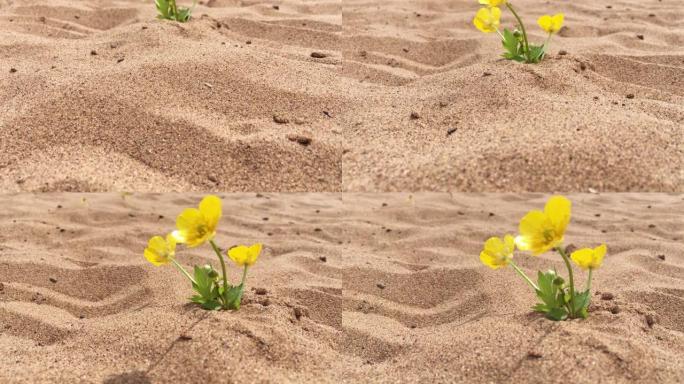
left=1, top=0, right=343, bottom=192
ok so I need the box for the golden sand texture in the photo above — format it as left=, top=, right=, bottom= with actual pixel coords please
left=0, top=193, right=682, bottom=383
left=1, top=0, right=682, bottom=192
left=340, top=0, right=684, bottom=191
left=1, top=0, right=343, bottom=192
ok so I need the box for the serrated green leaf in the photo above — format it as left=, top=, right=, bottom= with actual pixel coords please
left=502, top=29, right=519, bottom=55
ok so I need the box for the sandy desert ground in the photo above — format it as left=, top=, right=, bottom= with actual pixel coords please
left=1, top=0, right=682, bottom=192
left=0, top=0, right=343, bottom=192
left=0, top=193, right=682, bottom=383
left=341, top=0, right=683, bottom=191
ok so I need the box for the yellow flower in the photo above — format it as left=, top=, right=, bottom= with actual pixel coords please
left=571, top=244, right=606, bottom=270
left=479, top=0, right=507, bottom=7
left=144, top=234, right=177, bottom=266
left=473, top=7, right=501, bottom=33
left=480, top=234, right=515, bottom=269
left=227, top=243, right=262, bottom=267
left=515, top=195, right=571, bottom=255
left=172, top=195, right=222, bottom=248
left=538, top=13, right=564, bottom=34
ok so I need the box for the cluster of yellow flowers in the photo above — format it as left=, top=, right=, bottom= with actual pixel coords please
left=480, top=196, right=606, bottom=320
left=473, top=0, right=564, bottom=64
left=144, top=195, right=262, bottom=310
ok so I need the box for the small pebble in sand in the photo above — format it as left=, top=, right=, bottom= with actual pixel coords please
left=117, top=58, right=124, bottom=63
left=246, top=40, right=252, bottom=45
left=527, top=351, right=542, bottom=359
left=310, top=52, right=328, bottom=58
left=601, top=292, right=614, bottom=301
left=57, top=205, right=62, bottom=209
left=376, top=282, right=386, bottom=289
left=410, top=111, right=420, bottom=120
left=273, top=114, right=289, bottom=124
left=314, top=228, right=322, bottom=232
left=482, top=72, right=493, bottom=77
left=649, top=13, right=656, bottom=17
left=558, top=50, right=568, bottom=56
left=610, top=306, right=621, bottom=314
left=319, top=256, right=327, bottom=262
left=255, top=288, right=268, bottom=295
left=657, top=254, right=666, bottom=261
left=646, top=314, right=656, bottom=328
left=580, top=62, right=587, bottom=71
left=207, top=175, right=218, bottom=183
left=9, top=68, right=17, bottom=73
left=79, top=314, right=85, bottom=319
left=286, top=134, right=312, bottom=146
left=636, top=34, right=644, bottom=40
left=261, top=298, right=271, bottom=306
left=158, top=215, right=164, bottom=219
left=382, top=203, right=388, bottom=207
left=446, top=128, right=457, bottom=137
left=39, top=16, right=46, bottom=22
left=272, top=5, right=280, bottom=10
left=626, top=93, right=635, bottom=99
left=294, top=307, right=303, bottom=320
left=90, top=50, right=97, bottom=56
left=49, top=277, right=57, bottom=283
left=178, top=335, right=192, bottom=341
left=648, top=224, right=656, bottom=228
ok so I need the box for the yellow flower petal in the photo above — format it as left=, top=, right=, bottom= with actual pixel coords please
left=144, top=234, right=176, bottom=266
left=480, top=234, right=515, bottom=269
left=516, top=196, right=571, bottom=255
left=173, top=195, right=222, bottom=248
left=473, top=7, right=501, bottom=34
left=199, top=195, right=222, bottom=232
left=228, top=243, right=262, bottom=267
left=479, top=0, right=506, bottom=7
left=571, top=244, right=606, bottom=270
left=538, top=13, right=564, bottom=34
left=545, top=195, right=571, bottom=239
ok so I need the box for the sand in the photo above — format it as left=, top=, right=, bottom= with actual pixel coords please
left=0, top=193, right=682, bottom=383
left=1, top=0, right=682, bottom=192
left=341, top=0, right=684, bottom=191
left=0, top=0, right=343, bottom=192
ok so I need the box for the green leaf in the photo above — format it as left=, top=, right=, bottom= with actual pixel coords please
left=224, top=284, right=245, bottom=310
left=155, top=0, right=171, bottom=19
left=502, top=29, right=519, bottom=55
left=573, top=290, right=591, bottom=313
left=527, top=45, right=547, bottom=63
left=546, top=307, right=568, bottom=321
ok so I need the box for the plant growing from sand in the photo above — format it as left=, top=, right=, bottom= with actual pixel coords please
left=480, top=196, right=607, bottom=320
left=144, top=195, right=262, bottom=310
left=155, top=0, right=196, bottom=22
left=473, top=0, right=564, bottom=63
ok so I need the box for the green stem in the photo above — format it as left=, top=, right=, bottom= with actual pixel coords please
left=171, top=258, right=196, bottom=285
left=510, top=261, right=539, bottom=291
left=557, top=246, right=577, bottom=317
left=506, top=3, right=530, bottom=61
left=585, top=268, right=593, bottom=292
left=240, top=266, right=249, bottom=287
left=210, top=240, right=230, bottom=307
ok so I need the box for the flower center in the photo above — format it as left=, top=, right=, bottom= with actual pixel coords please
left=543, top=228, right=555, bottom=243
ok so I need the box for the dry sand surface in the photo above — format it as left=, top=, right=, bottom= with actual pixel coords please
left=0, top=193, right=682, bottom=383
left=341, top=0, right=684, bottom=191
left=1, top=0, right=682, bottom=192
left=0, top=0, right=343, bottom=192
